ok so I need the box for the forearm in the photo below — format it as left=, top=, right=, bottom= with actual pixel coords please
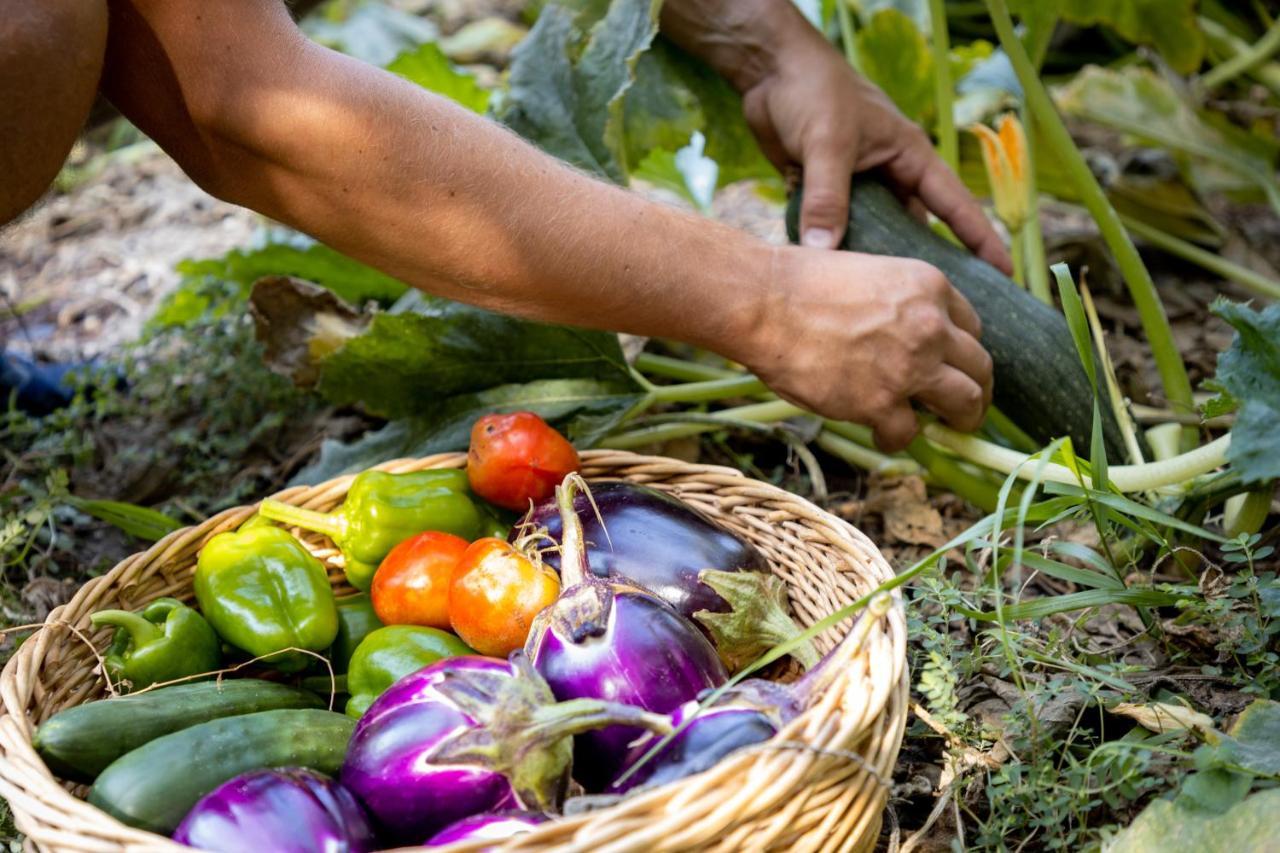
left=101, top=0, right=769, bottom=356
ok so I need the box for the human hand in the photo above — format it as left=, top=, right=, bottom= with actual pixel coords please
left=736, top=247, right=992, bottom=451
left=739, top=30, right=1013, bottom=274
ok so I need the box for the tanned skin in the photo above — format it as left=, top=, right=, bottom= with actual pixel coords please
left=1, top=0, right=1008, bottom=451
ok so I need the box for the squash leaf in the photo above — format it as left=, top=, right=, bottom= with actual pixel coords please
left=1103, top=789, right=1280, bottom=852
left=1055, top=66, right=1280, bottom=213
left=501, top=0, right=661, bottom=183
left=177, top=241, right=407, bottom=307
left=1208, top=300, right=1280, bottom=484
left=314, top=290, right=637, bottom=420
left=386, top=43, right=490, bottom=114
left=856, top=9, right=935, bottom=126
left=1010, top=0, right=1203, bottom=74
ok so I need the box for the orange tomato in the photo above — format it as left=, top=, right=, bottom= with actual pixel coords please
left=371, top=531, right=469, bottom=629
left=448, top=538, right=560, bottom=656
left=467, top=412, right=581, bottom=511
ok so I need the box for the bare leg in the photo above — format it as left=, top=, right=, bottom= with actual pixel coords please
left=0, top=0, right=108, bottom=224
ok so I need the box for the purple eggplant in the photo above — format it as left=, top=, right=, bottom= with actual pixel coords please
left=516, top=480, right=767, bottom=619
left=518, top=481, right=816, bottom=672
left=172, top=768, right=375, bottom=853
left=424, top=810, right=549, bottom=847
left=606, top=593, right=894, bottom=794
left=339, top=652, right=670, bottom=842
left=525, top=475, right=728, bottom=792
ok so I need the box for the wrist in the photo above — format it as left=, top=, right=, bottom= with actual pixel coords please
left=697, top=241, right=790, bottom=368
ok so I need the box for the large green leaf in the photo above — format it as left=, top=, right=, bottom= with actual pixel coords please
left=1055, top=66, right=1280, bottom=213
left=386, top=43, right=490, bottom=114
left=575, top=0, right=663, bottom=180
left=294, top=377, right=643, bottom=482
left=315, top=291, right=636, bottom=419
left=501, top=0, right=661, bottom=183
left=624, top=40, right=774, bottom=187
left=1010, top=0, right=1203, bottom=73
left=1103, top=789, right=1280, bottom=852
left=1210, top=699, right=1280, bottom=778
left=178, top=242, right=407, bottom=307
left=856, top=9, right=934, bottom=125
left=1209, top=300, right=1280, bottom=484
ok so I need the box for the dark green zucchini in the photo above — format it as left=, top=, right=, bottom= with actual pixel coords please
left=786, top=177, right=1127, bottom=457
left=34, top=679, right=322, bottom=783
left=87, top=708, right=355, bottom=834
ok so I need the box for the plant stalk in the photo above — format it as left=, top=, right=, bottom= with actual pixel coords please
left=1121, top=215, right=1280, bottom=301
left=984, top=0, right=1197, bottom=445
left=835, top=0, right=862, bottom=72
left=1020, top=112, right=1053, bottom=305
left=1010, top=227, right=1027, bottom=288
left=923, top=423, right=1229, bottom=493
left=928, top=0, right=958, bottom=172
left=1202, top=14, right=1280, bottom=90
left=648, top=374, right=768, bottom=404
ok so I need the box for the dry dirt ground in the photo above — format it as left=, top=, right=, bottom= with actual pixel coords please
left=2, top=149, right=260, bottom=361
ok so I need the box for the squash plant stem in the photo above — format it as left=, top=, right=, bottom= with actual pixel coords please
left=1120, top=215, right=1280, bottom=301
left=1202, top=15, right=1280, bottom=91
left=984, top=0, right=1198, bottom=448
left=928, top=0, right=958, bottom=172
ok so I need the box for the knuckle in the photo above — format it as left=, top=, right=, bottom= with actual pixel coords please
left=801, top=187, right=849, bottom=222
left=908, top=306, right=948, bottom=341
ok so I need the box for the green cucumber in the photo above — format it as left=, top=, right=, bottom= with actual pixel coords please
left=786, top=177, right=1129, bottom=458
left=88, top=708, right=355, bottom=834
left=34, top=679, right=322, bottom=783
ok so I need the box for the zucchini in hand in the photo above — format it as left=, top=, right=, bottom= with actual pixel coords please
left=786, top=177, right=1127, bottom=457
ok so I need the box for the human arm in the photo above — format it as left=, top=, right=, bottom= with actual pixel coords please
left=660, top=0, right=1012, bottom=272
left=0, top=0, right=107, bottom=223
left=98, top=0, right=990, bottom=450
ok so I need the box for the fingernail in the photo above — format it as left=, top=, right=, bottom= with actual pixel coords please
left=802, top=227, right=834, bottom=249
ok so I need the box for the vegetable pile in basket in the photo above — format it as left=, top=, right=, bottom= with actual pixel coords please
left=36, top=412, right=856, bottom=852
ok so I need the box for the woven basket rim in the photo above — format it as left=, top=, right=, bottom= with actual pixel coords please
left=0, top=449, right=908, bottom=853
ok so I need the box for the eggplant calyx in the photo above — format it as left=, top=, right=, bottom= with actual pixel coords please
left=693, top=570, right=819, bottom=672
left=554, top=582, right=612, bottom=644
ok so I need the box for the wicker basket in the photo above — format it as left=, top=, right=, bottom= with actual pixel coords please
left=0, top=450, right=907, bottom=853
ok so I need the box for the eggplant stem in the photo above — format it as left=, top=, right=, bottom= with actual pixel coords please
left=528, top=698, right=674, bottom=740
left=554, top=474, right=593, bottom=587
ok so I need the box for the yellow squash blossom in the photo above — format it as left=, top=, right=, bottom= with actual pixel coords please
left=970, top=113, right=1029, bottom=233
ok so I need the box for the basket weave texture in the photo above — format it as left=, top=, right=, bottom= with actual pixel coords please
left=0, top=450, right=907, bottom=853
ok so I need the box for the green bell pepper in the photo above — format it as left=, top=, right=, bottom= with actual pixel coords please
left=329, top=593, right=382, bottom=674
left=90, top=598, right=221, bottom=691
left=258, top=469, right=482, bottom=591
left=195, top=525, right=339, bottom=673
left=345, top=625, right=474, bottom=718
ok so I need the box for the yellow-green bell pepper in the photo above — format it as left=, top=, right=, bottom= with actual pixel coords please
left=194, top=524, right=338, bottom=673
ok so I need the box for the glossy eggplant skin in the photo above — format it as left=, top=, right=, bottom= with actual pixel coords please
left=171, top=768, right=375, bottom=853
left=424, top=810, right=549, bottom=846
left=606, top=703, right=777, bottom=795
left=339, top=656, right=517, bottom=843
left=528, top=582, right=727, bottom=792
left=517, top=481, right=767, bottom=618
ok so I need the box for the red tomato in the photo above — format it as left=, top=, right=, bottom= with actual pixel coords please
left=371, top=531, right=469, bottom=629
left=467, top=412, right=580, bottom=512
left=448, top=538, right=560, bottom=656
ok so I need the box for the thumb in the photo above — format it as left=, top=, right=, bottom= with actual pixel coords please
left=798, top=143, right=855, bottom=250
